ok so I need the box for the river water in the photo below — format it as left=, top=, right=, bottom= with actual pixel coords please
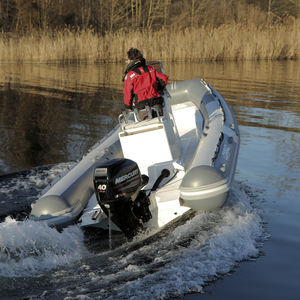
left=0, top=60, right=299, bottom=299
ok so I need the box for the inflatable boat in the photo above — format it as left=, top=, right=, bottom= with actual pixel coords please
left=30, top=78, right=240, bottom=239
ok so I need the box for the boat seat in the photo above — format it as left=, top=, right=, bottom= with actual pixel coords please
left=135, top=104, right=163, bottom=121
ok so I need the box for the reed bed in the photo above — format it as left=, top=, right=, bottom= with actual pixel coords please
left=0, top=22, right=299, bottom=63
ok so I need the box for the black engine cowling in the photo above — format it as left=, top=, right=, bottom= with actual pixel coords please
left=93, top=158, right=151, bottom=239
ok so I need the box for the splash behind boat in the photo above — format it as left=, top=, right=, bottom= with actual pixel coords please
left=30, top=78, right=240, bottom=238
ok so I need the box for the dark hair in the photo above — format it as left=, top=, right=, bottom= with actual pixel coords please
left=127, top=48, right=143, bottom=60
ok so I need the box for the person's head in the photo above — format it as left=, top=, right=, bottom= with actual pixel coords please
left=126, top=48, right=143, bottom=63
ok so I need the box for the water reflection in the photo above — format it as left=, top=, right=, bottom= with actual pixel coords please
left=0, top=60, right=299, bottom=175
left=0, top=63, right=124, bottom=92
left=165, top=60, right=300, bottom=132
left=0, top=79, right=123, bottom=175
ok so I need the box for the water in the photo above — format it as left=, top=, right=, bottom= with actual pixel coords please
left=0, top=60, right=299, bottom=299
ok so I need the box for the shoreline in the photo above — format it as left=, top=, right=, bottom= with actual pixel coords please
left=0, top=24, right=299, bottom=63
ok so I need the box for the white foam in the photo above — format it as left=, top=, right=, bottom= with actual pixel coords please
left=0, top=180, right=265, bottom=299
left=86, top=181, right=265, bottom=299
left=0, top=162, right=75, bottom=196
left=0, top=217, right=86, bottom=277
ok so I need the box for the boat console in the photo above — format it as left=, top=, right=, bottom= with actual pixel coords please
left=118, top=102, right=180, bottom=189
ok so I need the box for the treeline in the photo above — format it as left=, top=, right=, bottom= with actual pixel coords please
left=0, top=0, right=299, bottom=62
left=0, top=0, right=299, bottom=34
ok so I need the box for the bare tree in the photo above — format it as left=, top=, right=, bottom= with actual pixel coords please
left=0, top=0, right=299, bottom=34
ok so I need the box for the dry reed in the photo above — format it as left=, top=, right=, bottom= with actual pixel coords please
left=0, top=23, right=299, bottom=63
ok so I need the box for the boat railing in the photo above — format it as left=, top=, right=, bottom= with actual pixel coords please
left=119, top=104, right=164, bottom=131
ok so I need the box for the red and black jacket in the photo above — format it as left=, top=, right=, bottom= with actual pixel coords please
left=123, top=59, right=168, bottom=110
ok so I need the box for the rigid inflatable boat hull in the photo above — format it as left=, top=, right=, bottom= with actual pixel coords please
left=29, top=77, right=240, bottom=238
left=179, top=165, right=229, bottom=212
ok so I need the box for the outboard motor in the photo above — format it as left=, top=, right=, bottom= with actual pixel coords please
left=93, top=158, right=151, bottom=239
